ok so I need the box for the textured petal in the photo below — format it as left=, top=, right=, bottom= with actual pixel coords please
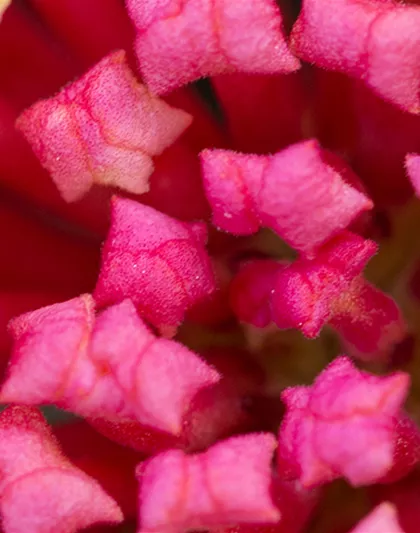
left=201, top=142, right=372, bottom=255
left=127, top=0, right=299, bottom=95
left=291, top=0, right=420, bottom=113
left=137, top=433, right=280, bottom=532
left=278, top=356, right=417, bottom=488
left=94, top=196, right=216, bottom=333
left=16, top=50, right=191, bottom=201
left=90, top=299, right=220, bottom=436
left=0, top=406, right=122, bottom=533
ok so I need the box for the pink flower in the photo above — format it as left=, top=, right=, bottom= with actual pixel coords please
left=17, top=50, right=192, bottom=202
left=291, top=0, right=420, bottom=113
left=1, top=0, right=420, bottom=531
left=200, top=142, right=372, bottom=256
left=0, top=406, right=123, bottom=533
left=126, top=0, right=300, bottom=94
left=137, top=433, right=280, bottom=532
left=93, top=196, right=216, bottom=335
left=278, top=356, right=419, bottom=488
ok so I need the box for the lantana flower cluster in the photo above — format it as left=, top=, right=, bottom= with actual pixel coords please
left=2, top=0, right=420, bottom=531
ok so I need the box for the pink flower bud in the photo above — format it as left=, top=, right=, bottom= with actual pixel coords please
left=94, top=196, right=216, bottom=333
left=0, top=406, right=123, bottom=533
left=214, top=476, right=320, bottom=533
left=278, top=356, right=417, bottom=488
left=91, top=299, right=220, bottom=436
left=291, top=0, right=420, bottom=113
left=137, top=433, right=280, bottom=532
left=126, top=0, right=300, bottom=95
left=16, top=50, right=192, bottom=202
left=271, top=231, right=406, bottom=360
left=201, top=141, right=372, bottom=256
left=1, top=296, right=222, bottom=453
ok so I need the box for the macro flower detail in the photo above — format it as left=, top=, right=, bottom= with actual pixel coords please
left=278, top=356, right=419, bottom=488
left=2, top=0, right=420, bottom=531
left=200, top=141, right=373, bottom=256
left=126, top=0, right=300, bottom=95
left=0, top=296, right=226, bottom=453
left=0, top=406, right=123, bottom=533
left=93, top=196, right=216, bottom=335
left=291, top=0, right=420, bottom=113
left=16, top=50, right=192, bottom=202
left=271, top=231, right=406, bottom=360
left=136, top=433, right=280, bottom=532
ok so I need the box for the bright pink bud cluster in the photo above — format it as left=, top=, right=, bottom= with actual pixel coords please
left=1, top=0, right=420, bottom=531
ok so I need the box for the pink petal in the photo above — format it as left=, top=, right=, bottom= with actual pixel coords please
left=271, top=232, right=377, bottom=337
left=0, top=295, right=95, bottom=405
left=201, top=142, right=372, bottom=255
left=330, top=278, right=407, bottom=361
left=0, top=295, right=133, bottom=421
left=16, top=50, right=192, bottom=202
left=291, top=0, right=420, bottom=113
left=127, top=0, right=300, bottom=95
left=215, top=477, right=320, bottom=533
left=350, top=503, right=404, bottom=533
left=93, top=196, right=216, bottom=333
left=137, top=433, right=280, bottom=532
left=90, top=299, right=220, bottom=436
left=0, top=406, right=123, bottom=533
left=278, top=356, right=414, bottom=488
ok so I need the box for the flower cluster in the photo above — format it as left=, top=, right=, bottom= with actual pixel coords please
left=1, top=0, right=420, bottom=532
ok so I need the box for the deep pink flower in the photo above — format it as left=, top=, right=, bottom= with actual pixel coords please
left=200, top=141, right=372, bottom=256
left=136, top=433, right=280, bottom=532
left=278, top=356, right=419, bottom=488
left=17, top=50, right=192, bottom=202
left=126, top=0, right=300, bottom=95
left=2, top=0, right=420, bottom=531
left=0, top=406, right=123, bottom=533
left=271, top=231, right=406, bottom=360
left=94, top=196, right=216, bottom=335
left=291, top=0, right=420, bottom=113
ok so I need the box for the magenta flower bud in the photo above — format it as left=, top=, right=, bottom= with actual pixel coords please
left=16, top=51, right=192, bottom=202
left=94, top=196, right=216, bottom=334
left=90, top=299, right=220, bottom=437
left=271, top=231, right=407, bottom=360
left=291, top=0, right=420, bottom=114
left=126, top=0, right=300, bottom=95
left=136, top=433, right=280, bottom=531
left=1, top=296, right=224, bottom=454
left=0, top=406, right=123, bottom=533
left=200, top=141, right=372, bottom=256
left=278, top=356, right=418, bottom=488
